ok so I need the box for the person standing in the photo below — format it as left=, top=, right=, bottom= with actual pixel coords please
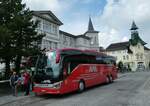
left=10, top=71, right=18, bottom=96
left=23, top=70, right=31, bottom=96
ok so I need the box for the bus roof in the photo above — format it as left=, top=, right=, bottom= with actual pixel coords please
left=47, top=48, right=116, bottom=61
left=57, top=48, right=110, bottom=57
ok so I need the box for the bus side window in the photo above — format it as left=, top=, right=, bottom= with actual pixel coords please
left=63, top=64, right=67, bottom=77
left=70, top=62, right=79, bottom=72
left=67, top=62, right=71, bottom=74
left=63, top=62, right=72, bottom=77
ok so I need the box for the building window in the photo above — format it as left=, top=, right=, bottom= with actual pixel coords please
left=37, top=20, right=42, bottom=30
left=137, top=44, right=140, bottom=49
left=52, top=24, right=57, bottom=34
left=43, top=20, right=51, bottom=33
left=94, top=37, right=97, bottom=44
left=84, top=39, right=86, bottom=44
left=112, top=51, right=115, bottom=54
left=126, top=55, right=129, bottom=60
left=69, top=37, right=72, bottom=46
left=53, top=42, right=57, bottom=49
left=63, top=35, right=67, bottom=44
left=123, top=56, right=126, bottom=60
left=123, top=50, right=127, bottom=53
left=49, top=41, right=52, bottom=49
left=140, top=54, right=143, bottom=59
left=118, top=51, right=121, bottom=53
left=91, top=38, right=94, bottom=45
left=136, top=54, right=139, bottom=60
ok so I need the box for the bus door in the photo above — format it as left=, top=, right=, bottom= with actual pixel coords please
left=62, top=62, right=77, bottom=93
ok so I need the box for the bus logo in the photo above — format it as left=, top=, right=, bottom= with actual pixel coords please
left=89, top=66, right=97, bottom=73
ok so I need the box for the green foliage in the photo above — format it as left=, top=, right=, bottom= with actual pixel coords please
left=0, top=0, right=45, bottom=77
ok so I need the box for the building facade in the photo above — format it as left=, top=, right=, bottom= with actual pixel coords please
left=32, top=11, right=99, bottom=51
left=106, top=21, right=150, bottom=71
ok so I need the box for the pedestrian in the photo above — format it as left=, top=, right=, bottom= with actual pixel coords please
left=23, top=70, right=31, bottom=96
left=18, top=71, right=25, bottom=91
left=10, top=70, right=19, bottom=97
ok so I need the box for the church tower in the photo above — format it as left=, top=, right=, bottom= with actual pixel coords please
left=85, top=17, right=99, bottom=51
left=129, top=21, right=146, bottom=46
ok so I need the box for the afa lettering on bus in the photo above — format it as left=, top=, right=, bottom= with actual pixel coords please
left=89, top=66, right=97, bottom=73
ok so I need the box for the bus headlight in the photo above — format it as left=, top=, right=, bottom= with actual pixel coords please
left=53, top=82, right=61, bottom=89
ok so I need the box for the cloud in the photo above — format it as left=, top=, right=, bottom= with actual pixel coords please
left=97, top=0, right=150, bottom=48
left=23, top=0, right=60, bottom=12
left=99, top=28, right=122, bottom=47
left=22, top=0, right=75, bottom=15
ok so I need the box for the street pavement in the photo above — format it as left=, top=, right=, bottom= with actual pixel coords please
left=0, top=72, right=150, bottom=106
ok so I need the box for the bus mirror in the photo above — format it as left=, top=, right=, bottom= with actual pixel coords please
left=56, top=55, right=60, bottom=63
left=56, top=51, right=60, bottom=63
left=63, top=70, right=67, bottom=78
left=63, top=71, right=67, bottom=76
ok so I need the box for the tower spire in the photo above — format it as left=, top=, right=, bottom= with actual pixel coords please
left=88, top=17, right=94, bottom=31
left=130, top=21, right=138, bottom=30
left=129, top=21, right=146, bottom=45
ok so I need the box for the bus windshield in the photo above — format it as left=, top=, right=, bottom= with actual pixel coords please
left=36, top=51, right=60, bottom=80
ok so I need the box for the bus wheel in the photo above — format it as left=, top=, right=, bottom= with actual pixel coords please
left=78, top=81, right=85, bottom=92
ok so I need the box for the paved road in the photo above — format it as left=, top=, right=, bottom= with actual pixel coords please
left=1, top=72, right=150, bottom=106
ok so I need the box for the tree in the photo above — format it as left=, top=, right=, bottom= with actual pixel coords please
left=0, top=26, right=15, bottom=78
left=0, top=0, right=17, bottom=78
left=0, top=0, right=45, bottom=77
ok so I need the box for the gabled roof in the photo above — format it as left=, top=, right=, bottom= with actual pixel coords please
left=59, top=30, right=91, bottom=40
left=144, top=46, right=150, bottom=51
left=106, top=41, right=129, bottom=51
left=76, top=34, right=91, bottom=40
left=106, top=41, right=150, bottom=52
left=32, top=11, right=63, bottom=25
left=59, top=30, right=76, bottom=38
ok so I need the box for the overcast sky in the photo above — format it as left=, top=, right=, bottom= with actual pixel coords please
left=23, top=0, right=150, bottom=48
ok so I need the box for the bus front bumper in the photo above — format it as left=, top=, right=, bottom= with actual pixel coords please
left=33, top=87, right=61, bottom=94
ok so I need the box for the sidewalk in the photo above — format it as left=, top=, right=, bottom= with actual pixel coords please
left=0, top=91, right=35, bottom=106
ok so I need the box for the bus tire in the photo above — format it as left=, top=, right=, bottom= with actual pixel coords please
left=78, top=80, right=85, bottom=92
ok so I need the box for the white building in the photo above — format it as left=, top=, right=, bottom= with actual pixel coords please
left=106, top=21, right=150, bottom=71
left=32, top=11, right=62, bottom=50
left=32, top=11, right=99, bottom=51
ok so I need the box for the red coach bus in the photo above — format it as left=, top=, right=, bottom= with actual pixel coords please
left=33, top=48, right=117, bottom=95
